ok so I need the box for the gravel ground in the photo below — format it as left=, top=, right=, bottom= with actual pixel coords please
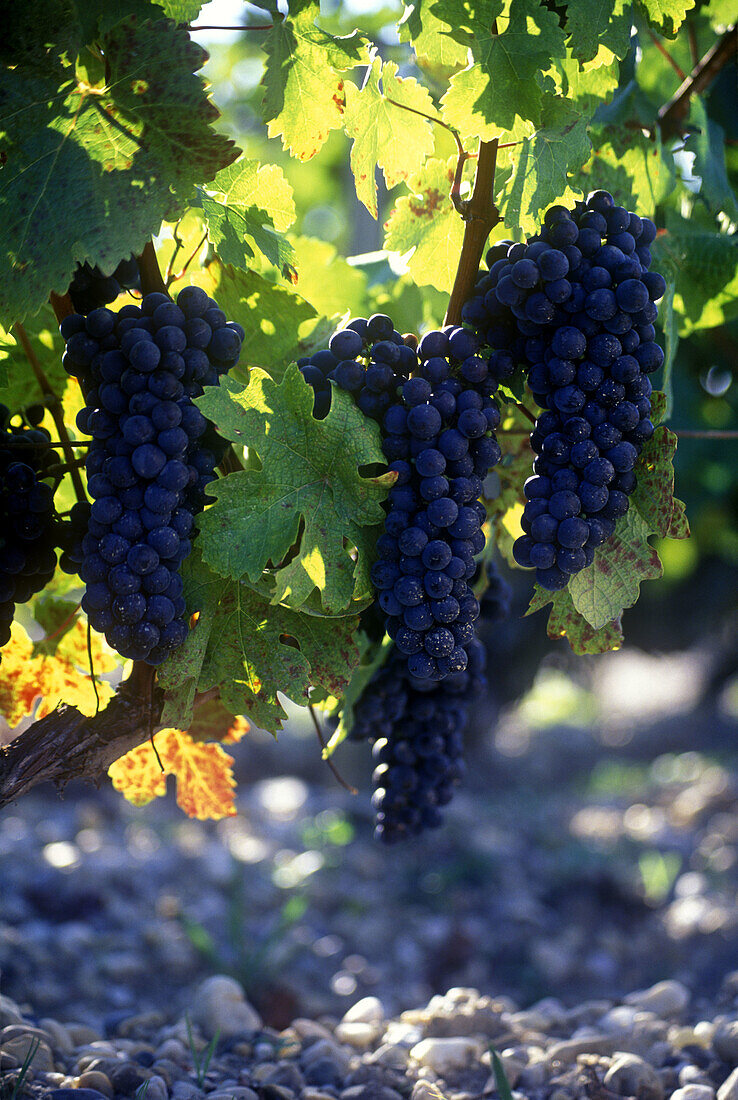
left=1, top=646, right=737, bottom=1098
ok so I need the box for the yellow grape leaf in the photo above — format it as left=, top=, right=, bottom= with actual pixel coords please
left=109, top=725, right=248, bottom=820
left=0, top=623, right=114, bottom=726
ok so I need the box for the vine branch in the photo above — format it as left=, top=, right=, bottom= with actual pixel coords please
left=13, top=322, right=87, bottom=502
left=444, top=139, right=500, bottom=326
left=658, top=26, right=738, bottom=139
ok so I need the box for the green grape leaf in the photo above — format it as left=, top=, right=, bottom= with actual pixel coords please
left=440, top=0, right=567, bottom=139
left=288, top=237, right=368, bottom=319
left=686, top=100, right=738, bottom=221
left=636, top=0, right=695, bottom=35
left=343, top=57, right=437, bottom=218
left=701, top=0, right=736, bottom=29
left=202, top=266, right=324, bottom=380
left=527, top=586, right=624, bottom=654
left=155, top=0, right=203, bottom=17
left=195, top=366, right=394, bottom=614
left=260, top=1, right=369, bottom=161
left=551, top=55, right=621, bottom=108
left=564, top=0, right=632, bottom=66
left=398, top=0, right=470, bottom=67
left=198, top=156, right=296, bottom=276
left=384, top=157, right=466, bottom=295
left=566, top=425, right=689, bottom=630
left=158, top=552, right=360, bottom=733
left=0, top=306, right=67, bottom=411
left=496, top=94, right=591, bottom=236
left=0, top=18, right=239, bottom=326
left=571, top=126, right=675, bottom=216
left=324, top=634, right=393, bottom=756
left=651, top=217, right=738, bottom=334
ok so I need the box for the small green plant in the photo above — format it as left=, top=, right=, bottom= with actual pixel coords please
left=185, top=1015, right=220, bottom=1088
left=489, top=1047, right=515, bottom=1100
left=0, top=1038, right=40, bottom=1100
left=134, top=1083, right=150, bottom=1100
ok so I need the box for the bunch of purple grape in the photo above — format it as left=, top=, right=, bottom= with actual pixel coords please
left=300, top=313, right=502, bottom=682
left=60, top=286, right=243, bottom=664
left=0, top=406, right=57, bottom=649
left=67, top=257, right=141, bottom=315
left=462, top=190, right=665, bottom=591
left=348, top=638, right=487, bottom=842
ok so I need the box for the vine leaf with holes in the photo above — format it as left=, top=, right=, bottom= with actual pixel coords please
left=157, top=551, right=361, bottom=733
left=194, top=365, right=395, bottom=615
left=0, top=16, right=238, bottom=325
left=108, top=723, right=248, bottom=819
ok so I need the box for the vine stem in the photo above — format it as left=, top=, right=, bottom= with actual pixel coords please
left=13, top=322, right=87, bottom=502
left=648, top=30, right=686, bottom=80
left=308, top=704, right=358, bottom=795
left=658, top=26, right=738, bottom=138
left=444, top=139, right=500, bottom=326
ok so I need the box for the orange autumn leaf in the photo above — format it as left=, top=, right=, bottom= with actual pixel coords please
left=0, top=623, right=114, bottom=727
left=108, top=724, right=248, bottom=820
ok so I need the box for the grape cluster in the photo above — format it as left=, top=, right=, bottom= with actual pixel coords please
left=297, top=312, right=417, bottom=420
left=300, top=313, right=502, bottom=683
left=462, top=191, right=665, bottom=590
left=61, top=286, right=243, bottom=664
left=68, top=257, right=141, bottom=315
left=349, top=638, right=487, bottom=842
left=0, top=406, right=57, bottom=648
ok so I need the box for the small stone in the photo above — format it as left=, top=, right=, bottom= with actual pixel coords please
left=259, top=1085, right=296, bottom=1100
left=302, top=1092, right=337, bottom=1100
left=335, top=1023, right=378, bottom=1049
left=190, top=975, right=262, bottom=1039
left=46, top=1091, right=110, bottom=1100
left=0, top=1052, right=19, bottom=1070
left=301, top=1040, right=350, bottom=1073
left=171, top=1082, right=204, bottom=1100
left=548, top=1034, right=625, bottom=1065
left=342, top=1087, right=402, bottom=1100
left=719, top=1069, right=738, bottom=1100
left=342, top=998, right=385, bottom=1026
left=293, top=1021, right=335, bottom=1043
left=67, top=1026, right=102, bottom=1046
left=208, top=1091, right=259, bottom=1100
left=367, top=1043, right=410, bottom=1068
left=714, top=1021, right=738, bottom=1064
left=2, top=1035, right=55, bottom=1073
left=39, top=1018, right=74, bottom=1054
left=304, top=1058, right=343, bottom=1088
left=411, top=1083, right=450, bottom=1100
left=110, top=1062, right=150, bottom=1093
left=604, top=1053, right=664, bottom=1100
left=599, top=1006, right=642, bottom=1033
left=76, top=1070, right=114, bottom=1097
left=263, top=1062, right=305, bottom=1091
left=673, top=1086, right=716, bottom=1100
left=410, top=1038, right=483, bottom=1075
left=625, top=982, right=690, bottom=1018
left=0, top=996, right=24, bottom=1029
left=143, top=1074, right=169, bottom=1100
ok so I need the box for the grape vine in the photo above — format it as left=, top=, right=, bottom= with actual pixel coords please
left=0, top=0, right=733, bottom=827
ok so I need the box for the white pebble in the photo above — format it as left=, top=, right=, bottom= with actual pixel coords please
left=190, top=975, right=261, bottom=1039
left=624, top=980, right=690, bottom=1017
left=410, top=1037, right=483, bottom=1075
left=719, top=1069, right=738, bottom=1100
left=341, top=996, right=385, bottom=1025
